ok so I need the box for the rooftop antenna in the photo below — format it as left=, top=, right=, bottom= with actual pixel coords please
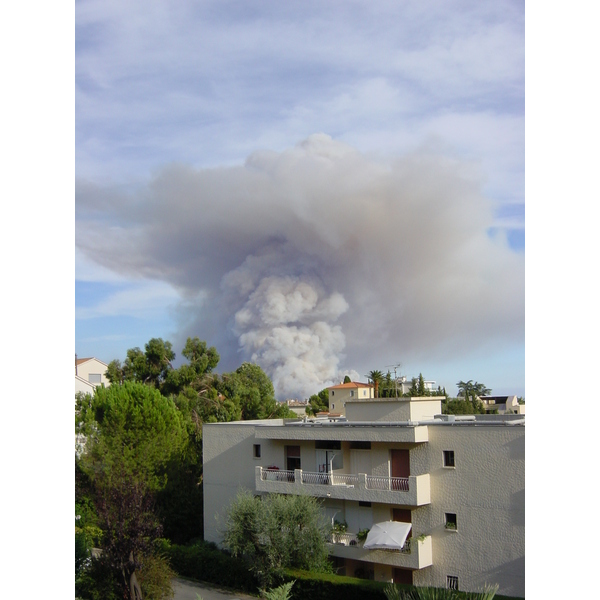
left=384, top=363, right=402, bottom=398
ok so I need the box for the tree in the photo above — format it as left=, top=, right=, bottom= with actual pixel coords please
left=77, top=381, right=187, bottom=490
left=222, top=490, right=330, bottom=587
left=456, top=380, right=490, bottom=414
left=343, top=375, right=352, bottom=383
left=161, top=337, right=220, bottom=397
left=220, top=363, right=292, bottom=420
left=306, top=388, right=329, bottom=415
left=367, top=370, right=383, bottom=397
left=105, top=339, right=175, bottom=390
left=76, top=382, right=188, bottom=599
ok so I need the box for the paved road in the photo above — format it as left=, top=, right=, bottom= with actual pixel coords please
left=172, top=578, right=257, bottom=600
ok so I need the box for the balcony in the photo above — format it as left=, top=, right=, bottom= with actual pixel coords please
left=327, top=532, right=433, bottom=570
left=255, top=467, right=430, bottom=506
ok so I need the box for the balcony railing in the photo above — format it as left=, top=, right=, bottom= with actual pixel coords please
left=366, top=475, right=409, bottom=491
left=256, top=467, right=430, bottom=506
left=261, top=469, right=295, bottom=483
left=260, top=468, right=409, bottom=491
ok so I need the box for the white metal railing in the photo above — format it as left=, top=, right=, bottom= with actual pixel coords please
left=261, top=469, right=295, bottom=483
left=260, top=468, right=410, bottom=492
left=330, top=532, right=359, bottom=546
left=301, top=471, right=330, bottom=485
left=366, top=475, right=409, bottom=491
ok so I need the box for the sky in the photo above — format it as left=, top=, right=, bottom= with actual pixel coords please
left=75, top=0, right=525, bottom=399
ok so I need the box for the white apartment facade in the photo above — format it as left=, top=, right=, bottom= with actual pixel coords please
left=203, top=396, right=524, bottom=597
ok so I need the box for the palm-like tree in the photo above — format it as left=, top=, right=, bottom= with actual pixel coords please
left=367, top=370, right=384, bottom=397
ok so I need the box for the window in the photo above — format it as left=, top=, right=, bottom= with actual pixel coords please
left=286, top=445, right=301, bottom=471
left=89, top=373, right=102, bottom=383
left=443, top=450, right=455, bottom=467
left=331, top=403, right=335, bottom=410
left=350, top=390, right=355, bottom=397
left=253, top=444, right=261, bottom=458
left=350, top=441, right=371, bottom=450
left=447, top=576, right=459, bottom=590
left=358, top=501, right=372, bottom=508
left=445, top=513, right=457, bottom=530
left=315, top=440, right=341, bottom=450
left=331, top=390, right=335, bottom=396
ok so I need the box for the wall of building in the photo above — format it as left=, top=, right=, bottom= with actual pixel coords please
left=410, top=424, right=525, bottom=597
left=202, top=417, right=524, bottom=598
left=345, top=398, right=442, bottom=422
left=76, top=358, right=110, bottom=387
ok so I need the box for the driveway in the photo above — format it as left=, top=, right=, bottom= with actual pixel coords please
left=172, top=578, right=258, bottom=600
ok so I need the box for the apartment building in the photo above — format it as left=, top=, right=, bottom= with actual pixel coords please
left=202, top=395, right=524, bottom=597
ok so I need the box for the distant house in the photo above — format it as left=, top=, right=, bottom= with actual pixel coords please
left=396, top=376, right=438, bottom=395
left=75, top=357, right=110, bottom=395
left=480, top=395, right=524, bottom=415
left=328, top=382, right=374, bottom=415
left=283, top=399, right=310, bottom=417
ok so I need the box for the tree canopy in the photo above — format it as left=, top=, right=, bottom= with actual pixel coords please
left=306, top=388, right=329, bottom=415
left=76, top=381, right=187, bottom=599
left=222, top=490, right=331, bottom=587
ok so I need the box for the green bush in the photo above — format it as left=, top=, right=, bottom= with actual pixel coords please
left=166, top=541, right=259, bottom=593
left=282, top=568, right=391, bottom=600
left=75, top=559, right=122, bottom=600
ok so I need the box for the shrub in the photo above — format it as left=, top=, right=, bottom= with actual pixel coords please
left=283, top=568, right=390, bottom=600
left=166, top=540, right=259, bottom=593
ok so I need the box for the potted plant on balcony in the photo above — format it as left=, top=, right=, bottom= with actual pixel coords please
left=356, top=528, right=370, bottom=545
left=332, top=519, right=348, bottom=544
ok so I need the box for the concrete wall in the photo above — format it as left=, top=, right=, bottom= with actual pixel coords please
left=345, top=398, right=442, bottom=422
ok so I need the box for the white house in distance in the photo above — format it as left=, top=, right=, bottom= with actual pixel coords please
left=480, top=395, right=525, bottom=415
left=75, top=356, right=110, bottom=395
left=202, top=392, right=524, bottom=597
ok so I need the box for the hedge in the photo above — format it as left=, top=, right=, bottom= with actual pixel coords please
left=164, top=540, right=259, bottom=594
left=282, top=568, right=391, bottom=600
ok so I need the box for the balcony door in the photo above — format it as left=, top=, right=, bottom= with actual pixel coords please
left=390, top=449, right=410, bottom=478
left=286, top=445, right=301, bottom=471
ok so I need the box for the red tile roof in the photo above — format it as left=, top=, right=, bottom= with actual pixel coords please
left=327, top=382, right=373, bottom=390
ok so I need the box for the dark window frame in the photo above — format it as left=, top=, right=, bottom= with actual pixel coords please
left=443, top=450, right=455, bottom=468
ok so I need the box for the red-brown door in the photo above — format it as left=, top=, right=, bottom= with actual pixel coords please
left=393, top=508, right=412, bottom=523
left=391, top=449, right=410, bottom=478
left=393, top=568, right=413, bottom=585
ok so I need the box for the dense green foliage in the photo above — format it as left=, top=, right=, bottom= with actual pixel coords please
left=164, top=540, right=259, bottom=593
left=283, top=568, right=389, bottom=600
left=307, top=387, right=329, bottom=415
left=443, top=399, right=481, bottom=415
left=76, top=337, right=296, bottom=598
left=384, top=583, right=500, bottom=600
left=76, top=381, right=188, bottom=490
left=222, top=490, right=331, bottom=587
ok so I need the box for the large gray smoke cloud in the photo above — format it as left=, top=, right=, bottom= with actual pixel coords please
left=77, top=134, right=524, bottom=399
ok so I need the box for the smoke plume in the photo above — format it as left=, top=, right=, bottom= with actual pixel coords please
left=76, top=134, right=524, bottom=399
